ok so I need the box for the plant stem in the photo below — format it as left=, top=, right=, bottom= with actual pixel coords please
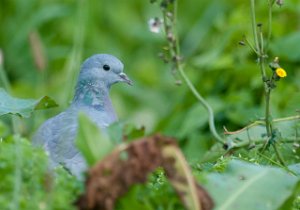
left=252, top=0, right=272, bottom=137
left=258, top=151, right=295, bottom=175
left=274, top=115, right=300, bottom=122
left=272, top=143, right=285, bottom=165
left=250, top=2, right=271, bottom=141
left=258, top=151, right=283, bottom=166
left=249, top=0, right=286, bottom=165
left=162, top=4, right=224, bottom=144
left=178, top=64, right=224, bottom=144
left=250, top=0, right=260, bottom=54
left=224, top=114, right=300, bottom=135
left=244, top=37, right=259, bottom=55
left=233, top=137, right=300, bottom=149
left=265, top=89, right=272, bottom=136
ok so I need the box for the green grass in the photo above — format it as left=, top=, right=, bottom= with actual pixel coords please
left=1, top=0, right=300, bottom=209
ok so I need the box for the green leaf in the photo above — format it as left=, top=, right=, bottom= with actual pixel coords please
left=177, top=104, right=208, bottom=139
left=271, top=31, right=300, bottom=62
left=123, top=123, right=145, bottom=142
left=106, top=122, right=145, bottom=144
left=278, top=178, right=300, bottom=210
left=202, top=160, right=299, bottom=210
left=106, top=122, right=124, bottom=145
left=289, top=163, right=300, bottom=176
left=75, top=113, right=114, bottom=166
left=0, top=88, right=58, bottom=118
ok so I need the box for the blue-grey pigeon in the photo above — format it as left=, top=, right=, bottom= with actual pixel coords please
left=33, top=54, right=132, bottom=178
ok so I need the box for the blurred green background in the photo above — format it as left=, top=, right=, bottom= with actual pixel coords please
left=0, top=0, right=299, bottom=161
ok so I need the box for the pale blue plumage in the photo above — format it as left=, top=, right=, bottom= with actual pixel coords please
left=33, top=54, right=131, bottom=178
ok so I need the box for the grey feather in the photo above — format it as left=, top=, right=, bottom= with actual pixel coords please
left=32, top=54, right=132, bottom=178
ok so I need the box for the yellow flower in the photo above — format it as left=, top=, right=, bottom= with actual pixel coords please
left=275, top=68, right=287, bottom=78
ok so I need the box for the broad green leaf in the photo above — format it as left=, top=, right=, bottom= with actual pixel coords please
left=177, top=104, right=208, bottom=139
left=278, top=181, right=300, bottom=210
left=289, top=163, right=300, bottom=176
left=0, top=89, right=58, bottom=118
left=202, top=160, right=299, bottom=210
left=106, top=122, right=124, bottom=145
left=271, top=31, right=300, bottom=62
left=75, top=113, right=114, bottom=166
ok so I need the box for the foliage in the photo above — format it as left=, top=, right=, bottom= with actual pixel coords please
left=0, top=0, right=300, bottom=209
left=76, top=113, right=146, bottom=166
left=0, top=136, right=82, bottom=210
left=116, top=168, right=185, bottom=210
left=202, top=159, right=299, bottom=210
left=75, top=113, right=114, bottom=166
left=0, top=88, right=57, bottom=118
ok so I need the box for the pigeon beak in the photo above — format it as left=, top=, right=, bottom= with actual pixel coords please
left=119, top=72, right=133, bottom=85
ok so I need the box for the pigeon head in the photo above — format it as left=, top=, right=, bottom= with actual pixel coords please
left=73, top=54, right=132, bottom=107
left=78, top=54, right=132, bottom=87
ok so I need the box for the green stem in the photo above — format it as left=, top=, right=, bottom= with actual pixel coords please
left=225, top=115, right=300, bottom=135
left=178, top=64, right=224, bottom=144
left=258, top=31, right=267, bottom=81
left=258, top=151, right=294, bottom=175
left=272, top=143, right=285, bottom=166
left=251, top=1, right=285, bottom=165
left=258, top=151, right=282, bottom=166
left=258, top=47, right=272, bottom=137
left=274, top=115, right=300, bottom=122
left=259, top=31, right=264, bottom=57
left=250, top=0, right=260, bottom=54
left=244, top=37, right=259, bottom=55
left=265, top=89, right=271, bottom=136
left=253, top=2, right=273, bottom=138
left=251, top=0, right=270, bottom=136
left=162, top=4, right=224, bottom=144
left=232, top=137, right=300, bottom=149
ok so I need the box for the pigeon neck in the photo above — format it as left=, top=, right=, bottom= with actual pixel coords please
left=72, top=80, right=114, bottom=111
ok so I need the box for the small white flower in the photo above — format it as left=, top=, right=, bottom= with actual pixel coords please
left=276, top=0, right=284, bottom=6
left=148, top=17, right=162, bottom=33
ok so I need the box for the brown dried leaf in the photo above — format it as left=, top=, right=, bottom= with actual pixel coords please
left=76, top=134, right=213, bottom=210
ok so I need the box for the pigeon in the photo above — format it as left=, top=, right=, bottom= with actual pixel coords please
left=33, top=54, right=132, bottom=178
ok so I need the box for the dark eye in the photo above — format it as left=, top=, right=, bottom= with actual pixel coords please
left=103, top=64, right=110, bottom=71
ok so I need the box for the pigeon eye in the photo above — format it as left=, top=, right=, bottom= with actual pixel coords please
left=103, top=64, right=110, bottom=71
